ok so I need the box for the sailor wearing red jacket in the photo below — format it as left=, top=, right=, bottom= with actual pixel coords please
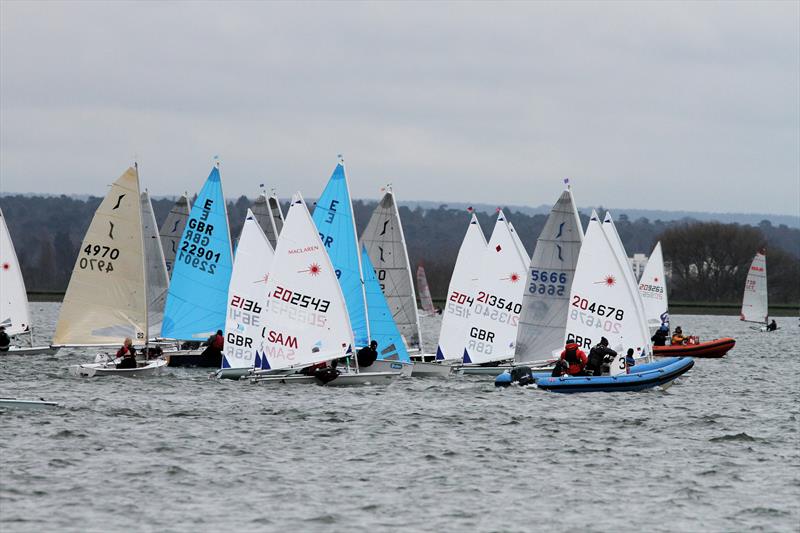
left=560, top=342, right=588, bottom=376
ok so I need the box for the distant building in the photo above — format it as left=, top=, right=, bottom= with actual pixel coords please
left=629, top=253, right=673, bottom=281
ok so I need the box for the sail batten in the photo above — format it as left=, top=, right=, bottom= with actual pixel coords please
left=54, top=167, right=148, bottom=345
left=162, top=166, right=233, bottom=340
left=361, top=189, right=421, bottom=352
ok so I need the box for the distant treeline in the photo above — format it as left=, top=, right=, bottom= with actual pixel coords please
left=2, top=194, right=798, bottom=305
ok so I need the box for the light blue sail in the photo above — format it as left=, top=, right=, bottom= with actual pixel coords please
left=312, top=162, right=368, bottom=346
left=361, top=247, right=410, bottom=362
left=162, top=166, right=233, bottom=340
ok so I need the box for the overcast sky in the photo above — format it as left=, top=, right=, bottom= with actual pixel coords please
left=1, top=1, right=798, bottom=215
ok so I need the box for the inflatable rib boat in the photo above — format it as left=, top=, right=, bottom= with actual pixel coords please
left=496, top=357, right=694, bottom=393
left=653, top=338, right=735, bottom=359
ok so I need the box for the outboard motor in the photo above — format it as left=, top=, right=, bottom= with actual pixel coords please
left=494, top=366, right=535, bottom=387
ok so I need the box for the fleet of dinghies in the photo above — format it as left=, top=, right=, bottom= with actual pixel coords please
left=4, top=157, right=751, bottom=393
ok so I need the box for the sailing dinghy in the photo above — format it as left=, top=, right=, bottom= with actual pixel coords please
left=216, top=210, right=274, bottom=380
left=57, top=166, right=166, bottom=377
left=158, top=194, right=191, bottom=278
left=141, top=191, right=169, bottom=338
left=741, top=250, right=769, bottom=330
left=162, top=163, right=234, bottom=366
left=513, top=188, right=583, bottom=371
left=416, top=265, right=437, bottom=316
left=311, top=160, right=411, bottom=377
left=459, top=210, right=528, bottom=373
left=0, top=208, right=58, bottom=355
left=250, top=193, right=401, bottom=386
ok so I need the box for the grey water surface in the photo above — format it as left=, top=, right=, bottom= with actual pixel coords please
left=1, top=304, right=798, bottom=532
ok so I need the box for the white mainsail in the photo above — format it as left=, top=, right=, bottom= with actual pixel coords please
left=259, top=193, right=353, bottom=371
left=462, top=211, right=528, bottom=365
left=435, top=213, right=487, bottom=361
left=638, top=241, right=669, bottom=331
left=158, top=194, right=191, bottom=278
left=515, top=189, right=584, bottom=363
left=564, top=211, right=649, bottom=366
left=223, top=209, right=275, bottom=370
left=250, top=193, right=283, bottom=250
left=54, top=167, right=148, bottom=345
left=141, top=191, right=169, bottom=337
left=0, top=208, right=31, bottom=335
left=601, top=212, right=652, bottom=358
left=417, top=265, right=436, bottom=315
left=361, top=187, right=422, bottom=352
left=740, top=251, right=768, bottom=324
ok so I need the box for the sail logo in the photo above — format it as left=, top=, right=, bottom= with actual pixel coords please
left=288, top=245, right=320, bottom=254
left=595, top=275, right=616, bottom=287
left=750, top=266, right=764, bottom=272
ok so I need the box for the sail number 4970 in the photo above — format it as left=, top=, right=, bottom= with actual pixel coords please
left=80, top=244, right=119, bottom=273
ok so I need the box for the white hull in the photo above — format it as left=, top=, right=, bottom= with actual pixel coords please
left=459, top=364, right=512, bottom=376
left=0, top=398, right=60, bottom=410
left=214, top=367, right=254, bottom=380
left=411, top=361, right=454, bottom=378
left=69, top=358, right=167, bottom=377
left=251, top=371, right=401, bottom=387
left=3, top=345, right=60, bottom=356
left=358, top=359, right=413, bottom=377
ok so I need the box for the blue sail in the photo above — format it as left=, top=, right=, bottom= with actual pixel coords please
left=162, top=166, right=233, bottom=340
left=312, top=162, right=368, bottom=346
left=361, top=247, right=410, bottom=362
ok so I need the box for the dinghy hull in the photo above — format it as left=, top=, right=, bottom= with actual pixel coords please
left=251, top=371, right=400, bottom=387
left=653, top=338, right=735, bottom=359
left=166, top=349, right=221, bottom=368
left=358, top=359, right=413, bottom=377
left=69, top=358, right=167, bottom=377
left=411, top=361, right=454, bottom=377
left=4, top=345, right=60, bottom=356
left=532, top=357, right=694, bottom=393
left=0, top=398, right=60, bottom=410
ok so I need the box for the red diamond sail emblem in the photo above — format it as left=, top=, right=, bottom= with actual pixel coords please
left=495, top=245, right=502, bottom=252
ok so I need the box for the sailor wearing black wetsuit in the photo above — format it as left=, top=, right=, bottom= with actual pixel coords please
left=357, top=341, right=378, bottom=368
left=586, top=337, right=617, bottom=376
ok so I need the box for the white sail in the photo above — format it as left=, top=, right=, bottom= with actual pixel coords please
left=740, top=251, right=768, bottom=323
left=259, top=193, right=353, bottom=371
left=361, top=188, right=422, bottom=351
left=601, top=212, right=652, bottom=358
left=223, top=209, right=275, bottom=369
left=0, top=208, right=31, bottom=335
left=435, top=213, right=487, bottom=361
left=417, top=265, right=436, bottom=315
left=54, top=167, right=148, bottom=346
left=508, top=220, right=530, bottom=266
left=638, top=241, right=669, bottom=331
left=515, top=189, right=584, bottom=363
left=250, top=193, right=283, bottom=250
left=564, top=211, right=649, bottom=367
left=269, top=193, right=284, bottom=237
left=462, top=211, right=528, bottom=364
left=140, top=191, right=169, bottom=337
left=158, top=194, right=191, bottom=278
